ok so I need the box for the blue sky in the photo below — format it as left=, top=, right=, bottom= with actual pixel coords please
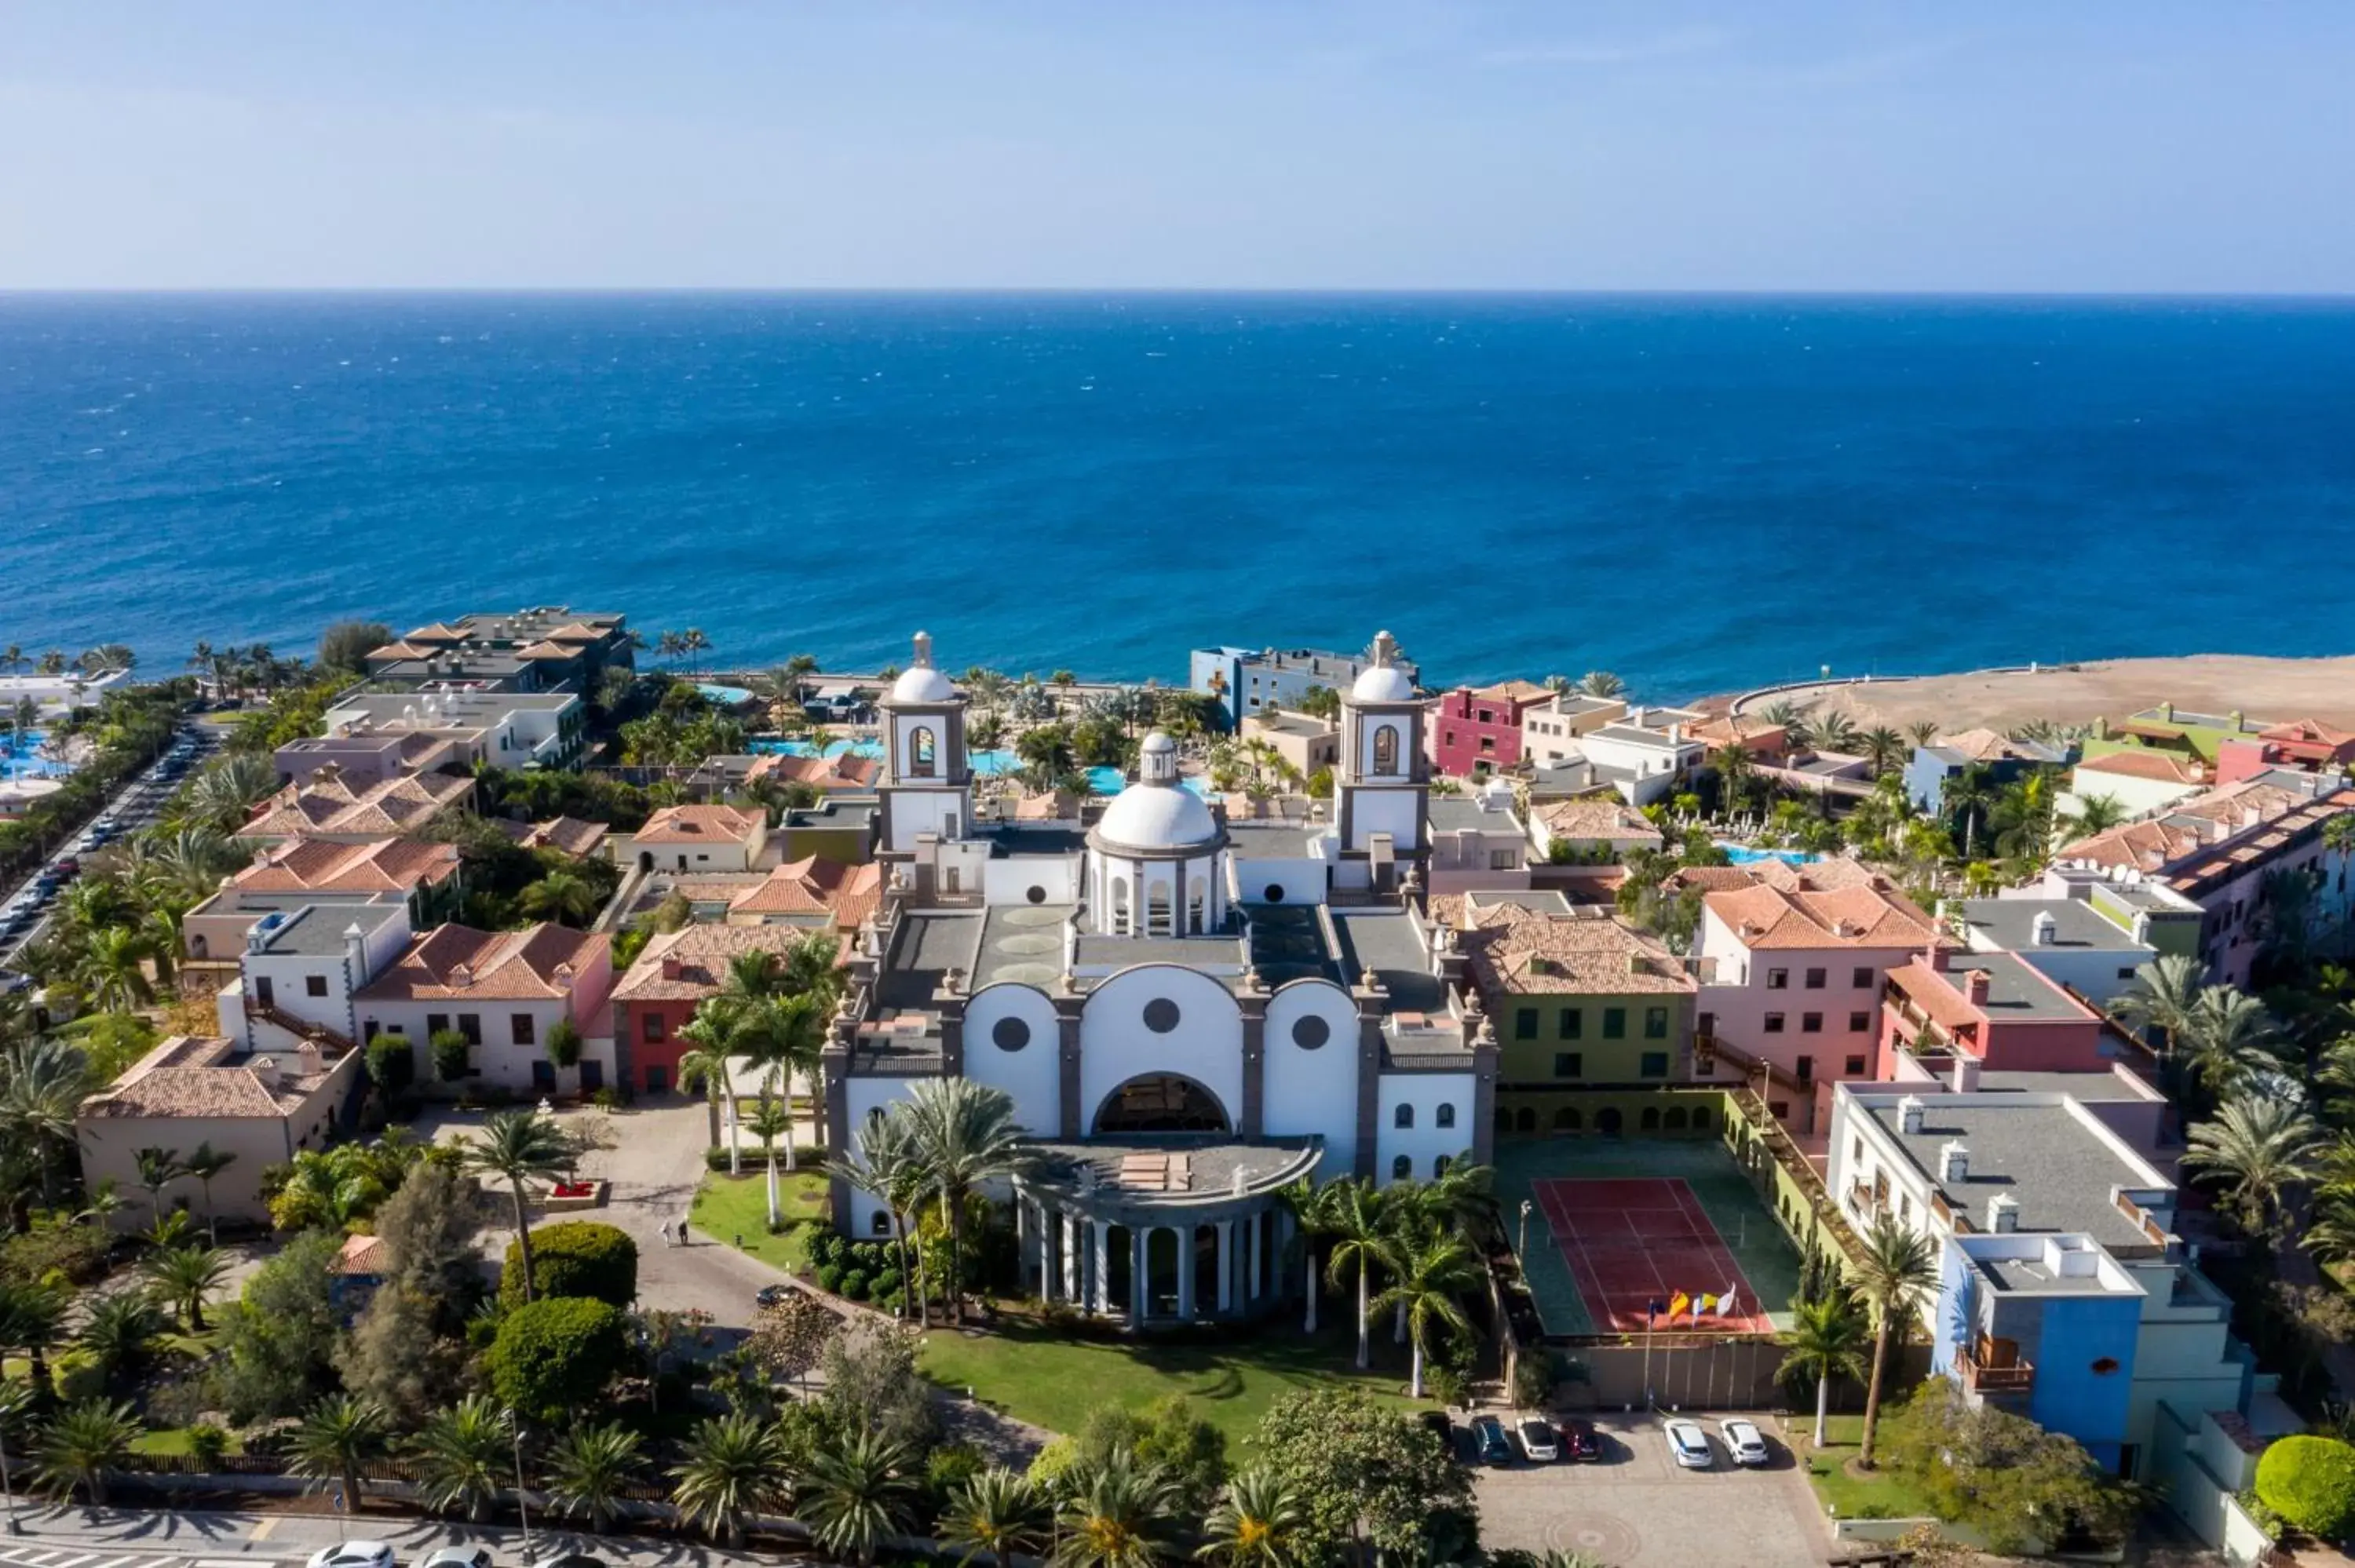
left=3, top=2, right=2350, bottom=291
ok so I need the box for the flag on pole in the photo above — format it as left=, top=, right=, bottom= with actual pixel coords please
left=1695, top=1293, right=1717, bottom=1316
left=1668, top=1289, right=1691, bottom=1320
left=1719, top=1280, right=1740, bottom=1316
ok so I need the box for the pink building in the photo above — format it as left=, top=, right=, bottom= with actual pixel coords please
left=1879, top=949, right=2109, bottom=1078
left=1430, top=680, right=1552, bottom=778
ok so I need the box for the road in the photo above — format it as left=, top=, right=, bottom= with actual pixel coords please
left=0, top=722, right=220, bottom=969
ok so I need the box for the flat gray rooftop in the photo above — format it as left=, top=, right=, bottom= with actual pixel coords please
left=1866, top=1097, right=2160, bottom=1252
left=983, top=825, right=1090, bottom=857
left=1465, top=888, right=1577, bottom=915
left=878, top=910, right=984, bottom=1008
left=1975, top=1253, right=2128, bottom=1296
left=1974, top=1067, right=2156, bottom=1102
left=1427, top=797, right=1516, bottom=833
left=256, top=901, right=406, bottom=956
left=1952, top=950, right=2089, bottom=1023
left=1022, top=1136, right=1321, bottom=1201
left=1330, top=908, right=1447, bottom=1012
left=1072, top=932, right=1247, bottom=977
left=1962, top=897, right=2147, bottom=954
left=1245, top=904, right=1340, bottom=987
left=975, top=903, right=1074, bottom=990
left=1228, top=820, right=1325, bottom=859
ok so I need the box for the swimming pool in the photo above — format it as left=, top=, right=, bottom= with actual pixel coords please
left=699, top=684, right=755, bottom=706
left=747, top=738, right=1021, bottom=776
left=1717, top=843, right=1821, bottom=867
left=0, top=729, right=71, bottom=781
left=1086, top=766, right=1127, bottom=796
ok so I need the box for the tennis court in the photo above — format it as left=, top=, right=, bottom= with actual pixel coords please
left=1532, top=1176, right=1773, bottom=1335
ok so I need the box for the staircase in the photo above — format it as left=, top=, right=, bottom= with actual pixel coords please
left=244, top=998, right=356, bottom=1056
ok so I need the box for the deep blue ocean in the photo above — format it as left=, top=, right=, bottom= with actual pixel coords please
left=4, top=293, right=2353, bottom=698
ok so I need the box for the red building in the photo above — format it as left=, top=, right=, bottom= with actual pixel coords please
left=1431, top=680, right=1552, bottom=778
left=608, top=924, right=818, bottom=1094
left=2214, top=720, right=2355, bottom=785
left=1878, top=949, right=2109, bottom=1078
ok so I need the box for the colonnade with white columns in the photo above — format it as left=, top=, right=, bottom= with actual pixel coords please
left=1010, top=1187, right=1291, bottom=1324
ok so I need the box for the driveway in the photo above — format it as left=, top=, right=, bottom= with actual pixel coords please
left=1473, top=1410, right=1832, bottom=1567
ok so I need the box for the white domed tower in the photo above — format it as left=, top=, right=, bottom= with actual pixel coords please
left=1337, top=630, right=1427, bottom=886
left=1087, top=731, right=1228, bottom=937
left=878, top=631, right=970, bottom=857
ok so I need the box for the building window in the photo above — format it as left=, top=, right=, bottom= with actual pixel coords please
left=305, top=975, right=328, bottom=997
left=1554, top=1052, right=1583, bottom=1078
left=1554, top=1107, right=1582, bottom=1131
left=1796, top=1056, right=1813, bottom=1081
left=1769, top=1099, right=1790, bottom=1120
left=1802, top=1012, right=1823, bottom=1034
left=1852, top=966, right=1873, bottom=989
left=1437, top=1104, right=1455, bottom=1129
left=1603, top=1008, right=1627, bottom=1039
left=427, top=1012, right=451, bottom=1038
left=1560, top=1008, right=1582, bottom=1039
left=1846, top=1055, right=1868, bottom=1076
left=1393, top=1155, right=1413, bottom=1181
left=1516, top=1107, right=1536, bottom=1132
left=1374, top=724, right=1399, bottom=774
left=1767, top=968, right=1788, bottom=990
left=871, top=1212, right=893, bottom=1236
left=2117, top=966, right=2137, bottom=979
left=2091, top=1357, right=2121, bottom=1375
left=1849, top=1011, right=1871, bottom=1033
left=642, top=1012, right=664, bottom=1043
left=457, top=1014, right=482, bottom=1045
left=1433, top=1154, right=1451, bottom=1178
left=512, top=1013, right=536, bottom=1047
left=909, top=726, right=937, bottom=778
left=1765, top=1012, right=1786, bottom=1034
left=1291, top=1015, right=1330, bottom=1050
left=1143, top=997, right=1181, bottom=1033
left=1395, top=1104, right=1415, bottom=1129
left=1645, top=1007, right=1668, bottom=1040
left=1488, top=848, right=1519, bottom=870
left=1852, top=1136, right=1863, bottom=1164
left=993, top=1017, right=1031, bottom=1052
left=1515, top=1008, right=1538, bottom=1040
left=1805, top=967, right=1826, bottom=990
left=1641, top=1052, right=1669, bottom=1078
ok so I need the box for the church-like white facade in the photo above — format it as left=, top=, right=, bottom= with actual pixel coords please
left=822, top=632, right=1497, bottom=1325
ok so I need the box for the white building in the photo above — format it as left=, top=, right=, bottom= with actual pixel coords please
left=1577, top=714, right=1707, bottom=807
left=824, top=632, right=1497, bottom=1326
left=1955, top=896, right=2160, bottom=1008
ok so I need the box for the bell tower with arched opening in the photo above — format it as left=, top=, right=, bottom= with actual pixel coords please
left=1336, top=630, right=1428, bottom=888
left=878, top=630, right=971, bottom=859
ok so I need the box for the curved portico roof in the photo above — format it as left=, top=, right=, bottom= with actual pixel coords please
left=1015, top=1135, right=1323, bottom=1220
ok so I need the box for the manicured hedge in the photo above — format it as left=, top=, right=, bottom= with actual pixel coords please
left=503, top=1220, right=637, bottom=1309
left=2257, top=1435, right=2355, bottom=1540
left=487, top=1296, right=629, bottom=1423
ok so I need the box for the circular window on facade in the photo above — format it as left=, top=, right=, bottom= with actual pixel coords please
left=1143, top=997, right=1181, bottom=1034
left=1263, top=884, right=1286, bottom=903
left=992, top=1017, right=1031, bottom=1052
left=1026, top=885, right=1048, bottom=904
left=1292, top=1015, right=1331, bottom=1050
left=2090, top=1357, right=2120, bottom=1376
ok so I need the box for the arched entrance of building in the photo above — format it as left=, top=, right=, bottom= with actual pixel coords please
left=1092, top=1074, right=1231, bottom=1136
left=1596, top=1106, right=1624, bottom=1136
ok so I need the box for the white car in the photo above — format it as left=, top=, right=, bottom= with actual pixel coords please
left=1719, top=1417, right=1771, bottom=1466
left=307, top=1545, right=396, bottom=1568
left=420, top=1550, right=494, bottom=1568
left=1663, top=1417, right=1714, bottom=1470
left=1517, top=1418, right=1559, bottom=1463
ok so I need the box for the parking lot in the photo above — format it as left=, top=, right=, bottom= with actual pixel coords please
left=1466, top=1409, right=1834, bottom=1568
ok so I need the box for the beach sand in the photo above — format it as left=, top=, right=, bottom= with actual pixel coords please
left=1714, top=654, right=2355, bottom=733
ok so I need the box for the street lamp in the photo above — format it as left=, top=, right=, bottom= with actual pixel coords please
left=1517, top=1198, right=1532, bottom=1260
left=506, top=1409, right=537, bottom=1566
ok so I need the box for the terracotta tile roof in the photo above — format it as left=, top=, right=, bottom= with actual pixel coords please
left=1445, top=897, right=1695, bottom=1000
left=234, top=836, right=462, bottom=895
left=514, top=640, right=583, bottom=660
left=2055, top=777, right=2346, bottom=876
left=79, top=1035, right=334, bottom=1120
left=331, top=1233, right=389, bottom=1277
left=2257, top=718, right=2355, bottom=748
left=365, top=640, right=440, bottom=662
left=632, top=803, right=765, bottom=846
left=1666, top=864, right=1762, bottom=894
left=1750, top=858, right=1883, bottom=893
left=1474, top=679, right=1554, bottom=705
left=355, top=923, right=608, bottom=1002
left=1936, top=727, right=2030, bottom=763
left=405, top=622, right=468, bottom=644
left=747, top=753, right=881, bottom=789
left=610, top=924, right=826, bottom=1003
left=1689, top=714, right=1788, bottom=749
left=1705, top=879, right=1941, bottom=951
left=1535, top=797, right=1663, bottom=843
left=236, top=771, right=474, bottom=839
left=494, top=816, right=611, bottom=858
left=728, top=857, right=882, bottom=927
left=2077, top=751, right=2205, bottom=785
left=545, top=622, right=607, bottom=643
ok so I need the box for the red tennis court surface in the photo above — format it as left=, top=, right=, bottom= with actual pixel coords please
left=1532, top=1176, right=1773, bottom=1334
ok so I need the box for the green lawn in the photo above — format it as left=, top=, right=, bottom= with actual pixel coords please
left=1792, top=1413, right=1941, bottom=1523
left=133, top=1427, right=243, bottom=1457
left=692, top=1168, right=831, bottom=1274
left=917, top=1315, right=1440, bottom=1444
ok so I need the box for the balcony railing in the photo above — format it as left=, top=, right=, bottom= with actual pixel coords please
left=1957, top=1347, right=2036, bottom=1394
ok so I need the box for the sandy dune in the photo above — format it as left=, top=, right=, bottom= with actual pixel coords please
left=1716, top=654, right=2355, bottom=734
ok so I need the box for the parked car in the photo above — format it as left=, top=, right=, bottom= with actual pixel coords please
left=1555, top=1417, right=1602, bottom=1462
left=1719, top=1417, right=1771, bottom=1466
left=1470, top=1413, right=1515, bottom=1466
left=420, top=1549, right=493, bottom=1568
left=1517, top=1418, right=1559, bottom=1463
left=1417, top=1409, right=1457, bottom=1456
left=754, top=1283, right=792, bottom=1308
left=307, top=1544, right=396, bottom=1568
left=1663, top=1417, right=1714, bottom=1470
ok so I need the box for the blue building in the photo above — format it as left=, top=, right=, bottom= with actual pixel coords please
left=1902, top=729, right=2075, bottom=812
left=1190, top=644, right=1418, bottom=730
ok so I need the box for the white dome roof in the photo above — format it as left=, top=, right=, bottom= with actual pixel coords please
left=1097, top=779, right=1221, bottom=852
left=1351, top=663, right=1417, bottom=703
left=890, top=664, right=958, bottom=704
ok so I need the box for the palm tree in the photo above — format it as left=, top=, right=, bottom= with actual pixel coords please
left=677, top=1012, right=747, bottom=1176
left=1196, top=1466, right=1307, bottom=1566
left=0, top=1281, right=68, bottom=1400
left=2183, top=1094, right=2324, bottom=1238
left=2060, top=791, right=2128, bottom=839
left=0, top=1040, right=90, bottom=1206
left=669, top=1411, right=793, bottom=1548
left=1053, top=1451, right=1180, bottom=1568
left=1322, top=1180, right=1389, bottom=1369
left=833, top=1114, right=929, bottom=1325
left=76, top=1296, right=163, bottom=1395
left=1942, top=764, right=1997, bottom=859
left=2180, top=987, right=2287, bottom=1096
left=745, top=1094, right=794, bottom=1228
left=1809, top=709, right=1860, bottom=754
left=517, top=871, right=601, bottom=927
left=1711, top=741, right=1755, bottom=815
left=681, top=629, right=711, bottom=673
left=1776, top=1291, right=1871, bottom=1446
left=178, top=753, right=281, bottom=833
left=75, top=925, right=158, bottom=1013
left=407, top=1395, right=511, bottom=1522
left=183, top=1142, right=236, bottom=1245
left=1853, top=1216, right=1940, bottom=1469
left=2109, top=954, right=2204, bottom=1068
left=462, top=1110, right=574, bottom=1302
left=1859, top=726, right=1905, bottom=779
left=287, top=1394, right=389, bottom=1514
left=940, top=1466, right=1050, bottom=1567
left=1579, top=671, right=1625, bottom=699
left=133, top=1146, right=188, bottom=1231
left=1367, top=1228, right=1478, bottom=1398
left=141, top=1243, right=229, bottom=1332
left=32, top=1399, right=141, bottom=1505
left=1906, top=719, right=1941, bottom=746
left=546, top=1420, right=645, bottom=1533
left=1278, top=1180, right=1331, bottom=1335
left=801, top=1427, right=919, bottom=1567
left=898, top=1078, right=1033, bottom=1326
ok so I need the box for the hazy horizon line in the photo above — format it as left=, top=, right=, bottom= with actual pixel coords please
left=4, top=284, right=2354, bottom=303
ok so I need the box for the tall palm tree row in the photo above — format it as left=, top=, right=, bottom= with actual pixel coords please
left=894, top=1078, right=1033, bottom=1326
